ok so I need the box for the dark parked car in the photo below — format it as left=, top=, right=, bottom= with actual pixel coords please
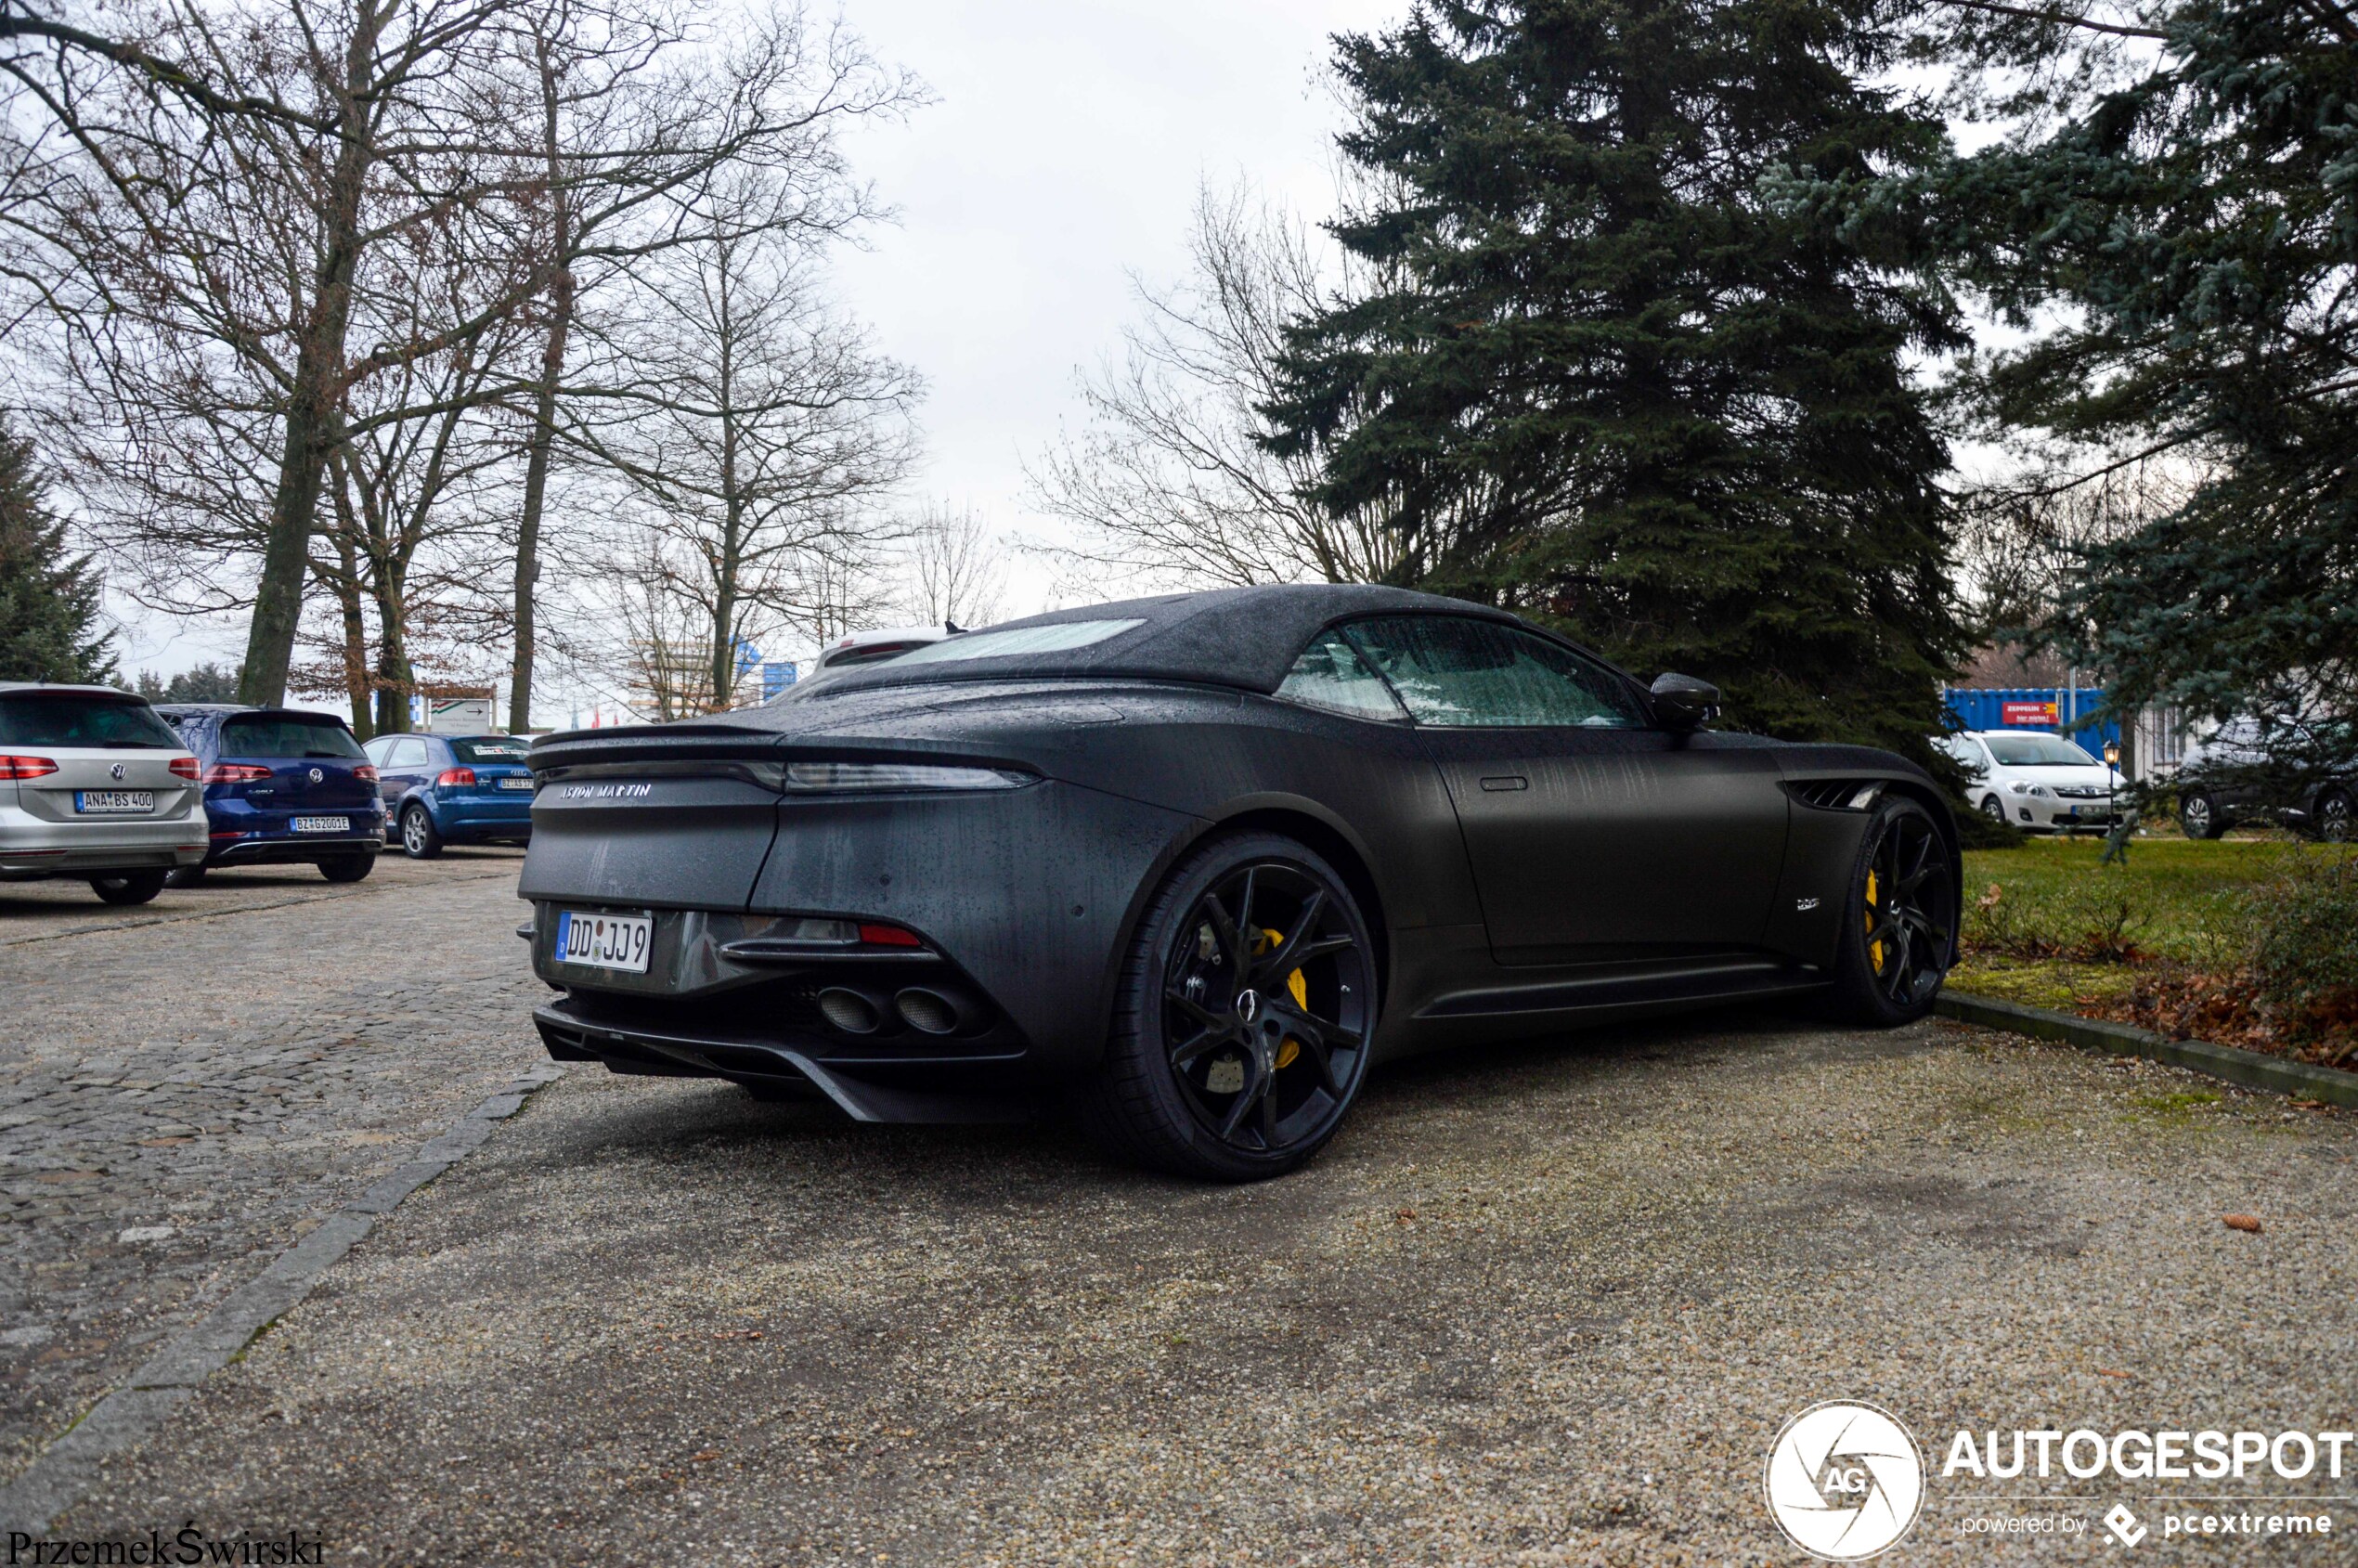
left=519, top=585, right=1961, bottom=1181
left=153, top=706, right=383, bottom=883
left=2174, top=719, right=2355, bottom=842
left=361, top=732, right=535, bottom=858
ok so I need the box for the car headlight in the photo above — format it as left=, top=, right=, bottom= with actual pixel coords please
left=2008, top=782, right=2052, bottom=797
left=784, top=761, right=1033, bottom=793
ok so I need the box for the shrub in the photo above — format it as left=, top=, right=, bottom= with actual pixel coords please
left=2245, top=852, right=2358, bottom=1059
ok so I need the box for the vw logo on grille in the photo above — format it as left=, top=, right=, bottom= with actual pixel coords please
left=308, top=767, right=323, bottom=783
left=110, top=763, right=126, bottom=780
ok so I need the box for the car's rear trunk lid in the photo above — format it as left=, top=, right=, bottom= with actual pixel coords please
left=521, top=724, right=786, bottom=911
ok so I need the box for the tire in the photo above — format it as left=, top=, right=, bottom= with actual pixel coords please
left=2316, top=788, right=2353, bottom=845
left=89, top=870, right=168, bottom=906
left=1823, top=797, right=1958, bottom=1028
left=318, top=852, right=375, bottom=884
left=1978, top=795, right=2005, bottom=825
left=1075, top=831, right=1380, bottom=1183
left=2179, top=790, right=2224, bottom=840
left=400, top=802, right=444, bottom=859
left=163, top=863, right=208, bottom=888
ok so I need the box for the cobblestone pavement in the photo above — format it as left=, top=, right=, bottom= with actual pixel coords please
left=47, top=1004, right=2358, bottom=1564
left=0, top=850, right=545, bottom=1484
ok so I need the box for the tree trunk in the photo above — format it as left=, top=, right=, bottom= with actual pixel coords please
left=370, top=561, right=412, bottom=738
left=237, top=0, right=382, bottom=706
left=510, top=29, right=575, bottom=735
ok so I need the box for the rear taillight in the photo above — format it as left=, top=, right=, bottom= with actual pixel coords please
left=857, top=922, right=924, bottom=948
left=436, top=767, right=476, bottom=787
left=202, top=763, right=273, bottom=784
left=354, top=764, right=378, bottom=783
left=168, top=756, right=201, bottom=780
left=0, top=756, right=58, bottom=780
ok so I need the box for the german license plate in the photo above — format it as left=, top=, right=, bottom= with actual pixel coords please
left=73, top=790, right=152, bottom=813
left=554, top=910, right=653, bottom=974
left=498, top=776, right=534, bottom=791
left=290, top=815, right=351, bottom=834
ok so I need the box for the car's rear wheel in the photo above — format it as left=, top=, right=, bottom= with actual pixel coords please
left=318, top=853, right=374, bottom=884
left=1824, top=797, right=1957, bottom=1027
left=1078, top=831, right=1378, bottom=1182
left=400, top=802, right=444, bottom=859
left=2179, top=789, right=2223, bottom=840
left=89, top=871, right=168, bottom=906
left=2316, top=788, right=2352, bottom=844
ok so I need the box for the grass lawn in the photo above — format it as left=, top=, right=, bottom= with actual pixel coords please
left=1950, top=834, right=2328, bottom=1012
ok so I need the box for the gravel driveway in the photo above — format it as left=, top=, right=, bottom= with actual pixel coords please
left=17, top=867, right=2352, bottom=1567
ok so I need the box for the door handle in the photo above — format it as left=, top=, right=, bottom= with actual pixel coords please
left=1479, top=775, right=1529, bottom=792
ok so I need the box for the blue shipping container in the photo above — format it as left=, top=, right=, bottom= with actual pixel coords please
left=1941, top=687, right=2121, bottom=761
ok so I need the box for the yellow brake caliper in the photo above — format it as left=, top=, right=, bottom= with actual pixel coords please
left=1865, top=869, right=1884, bottom=973
left=1256, top=927, right=1307, bottom=1068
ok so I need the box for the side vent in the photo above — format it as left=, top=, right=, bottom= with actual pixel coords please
left=1784, top=779, right=1886, bottom=812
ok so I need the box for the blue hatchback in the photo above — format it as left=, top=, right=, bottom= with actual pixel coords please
left=154, top=706, right=386, bottom=884
left=362, top=732, right=535, bottom=858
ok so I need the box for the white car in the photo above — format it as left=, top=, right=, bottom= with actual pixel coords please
left=1935, top=729, right=2122, bottom=833
left=0, top=682, right=209, bottom=902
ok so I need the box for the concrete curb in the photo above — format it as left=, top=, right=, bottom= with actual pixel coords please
left=1937, top=990, right=2358, bottom=1109
left=0, top=1063, right=566, bottom=1535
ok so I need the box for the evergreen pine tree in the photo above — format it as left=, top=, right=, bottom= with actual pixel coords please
left=0, top=420, right=118, bottom=685
left=1266, top=0, right=1969, bottom=757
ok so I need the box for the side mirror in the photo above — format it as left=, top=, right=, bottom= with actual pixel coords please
left=1651, top=672, right=1720, bottom=731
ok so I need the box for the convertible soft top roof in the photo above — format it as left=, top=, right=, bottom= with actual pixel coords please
left=813, top=584, right=1522, bottom=697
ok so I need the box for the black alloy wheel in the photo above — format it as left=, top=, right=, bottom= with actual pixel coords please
left=1826, top=797, right=1957, bottom=1026
left=401, top=802, right=444, bottom=859
left=1079, top=832, right=1377, bottom=1181
left=89, top=870, right=168, bottom=906
left=2317, top=789, right=2352, bottom=844
left=2179, top=790, right=2222, bottom=840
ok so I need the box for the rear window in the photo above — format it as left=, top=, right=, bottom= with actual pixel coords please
left=219, top=714, right=364, bottom=759
left=449, top=737, right=530, bottom=764
left=0, top=693, right=181, bottom=747
left=890, top=619, right=1143, bottom=665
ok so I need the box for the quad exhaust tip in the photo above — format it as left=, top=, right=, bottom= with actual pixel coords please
left=893, top=986, right=969, bottom=1036
left=815, top=983, right=980, bottom=1036
left=815, top=987, right=883, bottom=1035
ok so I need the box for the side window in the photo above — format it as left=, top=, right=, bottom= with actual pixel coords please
left=363, top=736, right=393, bottom=766
left=389, top=737, right=429, bottom=769
left=1274, top=630, right=1410, bottom=722
left=1341, top=616, right=1647, bottom=729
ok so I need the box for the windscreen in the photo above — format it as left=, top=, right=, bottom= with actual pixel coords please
left=0, top=692, right=182, bottom=747
left=1984, top=733, right=2099, bottom=767
left=450, top=737, right=531, bottom=764
left=219, top=714, right=365, bottom=759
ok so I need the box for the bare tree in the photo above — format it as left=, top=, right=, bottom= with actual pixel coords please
left=898, top=500, right=1005, bottom=627
left=565, top=165, right=917, bottom=714
left=1026, top=181, right=1408, bottom=590
left=503, top=0, right=919, bottom=730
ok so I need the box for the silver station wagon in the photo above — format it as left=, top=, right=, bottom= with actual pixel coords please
left=0, top=682, right=208, bottom=904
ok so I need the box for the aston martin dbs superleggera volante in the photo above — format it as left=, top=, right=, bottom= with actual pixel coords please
left=522, top=584, right=1960, bottom=1180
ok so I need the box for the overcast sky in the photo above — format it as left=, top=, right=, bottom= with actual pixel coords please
left=114, top=0, right=1400, bottom=695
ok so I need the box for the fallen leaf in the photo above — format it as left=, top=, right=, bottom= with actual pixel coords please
left=692, top=1448, right=721, bottom=1462
left=1977, top=883, right=2003, bottom=909
left=2097, top=1368, right=2133, bottom=1380
left=2222, top=1213, right=2263, bottom=1233
left=1393, top=1208, right=1416, bottom=1224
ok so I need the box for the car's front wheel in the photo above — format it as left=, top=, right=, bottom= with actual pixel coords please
left=2179, top=789, right=2224, bottom=840
left=1979, top=795, right=2006, bottom=825
left=400, top=802, right=444, bottom=859
left=89, top=871, right=169, bottom=906
left=1078, top=831, right=1379, bottom=1182
left=1824, top=797, right=1958, bottom=1027
left=318, top=853, right=375, bottom=884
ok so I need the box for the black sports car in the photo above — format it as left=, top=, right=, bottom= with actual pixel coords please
left=521, top=585, right=1960, bottom=1180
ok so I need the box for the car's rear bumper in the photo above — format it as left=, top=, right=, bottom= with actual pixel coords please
left=207, top=832, right=383, bottom=866
left=532, top=996, right=1041, bottom=1123
left=0, top=807, right=209, bottom=878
